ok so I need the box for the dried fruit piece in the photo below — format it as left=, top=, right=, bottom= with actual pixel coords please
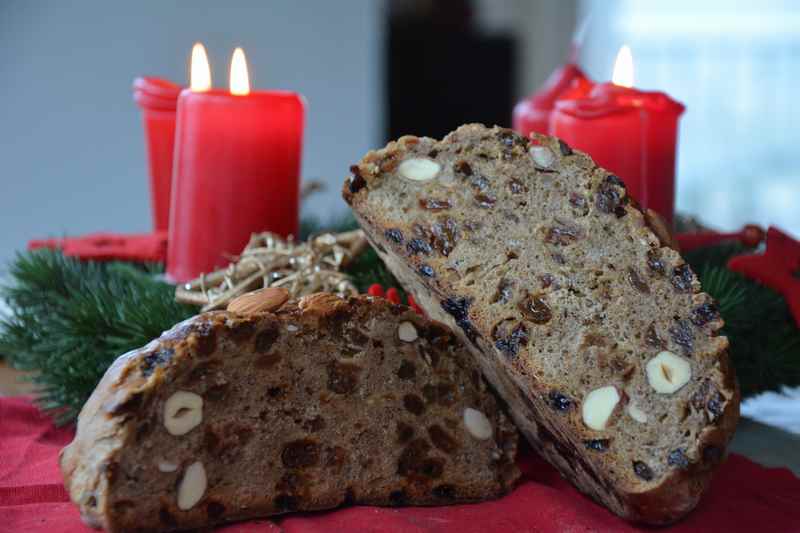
left=646, top=249, right=666, bottom=275
left=407, top=238, right=432, bottom=256
left=397, top=422, right=415, bottom=443
left=384, top=228, right=404, bottom=244
left=646, top=351, right=691, bottom=394
left=690, top=303, right=719, bottom=326
left=633, top=461, right=654, bottom=481
left=508, top=179, right=527, bottom=194
left=548, top=391, right=573, bottom=412
left=470, top=175, right=490, bottom=192
left=419, top=198, right=453, bottom=211
left=327, top=361, right=361, bottom=395
left=428, top=425, right=460, bottom=454
left=397, top=360, right=416, bottom=380
left=282, top=439, right=321, bottom=469
left=432, top=484, right=457, bottom=499
left=403, top=394, right=426, bottom=415
left=348, top=167, right=367, bottom=194
left=475, top=193, right=497, bottom=208
left=569, top=193, right=589, bottom=216
left=584, top=439, right=610, bottom=452
left=440, top=297, right=478, bottom=342
left=492, top=278, right=514, bottom=304
left=691, top=379, right=725, bottom=422
left=668, top=449, right=689, bottom=469
left=596, top=176, right=624, bottom=215
left=141, top=348, right=175, bottom=377
left=669, top=319, right=695, bottom=354
left=545, top=223, right=581, bottom=245
left=492, top=319, right=529, bottom=359
left=671, top=264, right=695, bottom=292
left=418, top=264, right=435, bottom=277
left=645, top=324, right=665, bottom=349
left=454, top=160, right=473, bottom=176
left=626, top=267, right=650, bottom=293
left=519, top=294, right=552, bottom=324
left=398, top=439, right=444, bottom=478
left=431, top=218, right=459, bottom=257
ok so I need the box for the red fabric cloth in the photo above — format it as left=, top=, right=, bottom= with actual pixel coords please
left=28, top=232, right=168, bottom=263
left=1, top=396, right=799, bottom=533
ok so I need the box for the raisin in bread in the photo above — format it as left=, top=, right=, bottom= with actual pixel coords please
left=60, top=290, right=519, bottom=533
left=343, top=124, right=739, bottom=525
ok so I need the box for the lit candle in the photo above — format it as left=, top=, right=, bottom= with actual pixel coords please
left=512, top=63, right=593, bottom=136
left=550, top=46, right=685, bottom=225
left=166, top=44, right=305, bottom=283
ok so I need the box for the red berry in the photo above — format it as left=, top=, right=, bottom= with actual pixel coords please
left=740, top=224, right=765, bottom=248
left=367, top=284, right=384, bottom=297
left=386, top=287, right=401, bottom=304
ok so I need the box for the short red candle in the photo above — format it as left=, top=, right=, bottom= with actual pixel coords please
left=550, top=83, right=684, bottom=225
left=166, top=89, right=304, bottom=282
left=512, top=63, right=593, bottom=136
left=133, top=77, right=182, bottom=232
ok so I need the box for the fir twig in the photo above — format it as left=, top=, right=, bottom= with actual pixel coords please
left=0, top=249, right=194, bottom=424
left=685, top=242, right=800, bottom=396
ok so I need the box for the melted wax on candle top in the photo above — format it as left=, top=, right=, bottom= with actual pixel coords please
left=555, top=83, right=685, bottom=119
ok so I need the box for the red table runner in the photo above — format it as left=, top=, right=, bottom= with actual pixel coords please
left=2, top=396, right=799, bottom=532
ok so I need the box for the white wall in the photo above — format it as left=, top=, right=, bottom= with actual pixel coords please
left=0, top=1, right=383, bottom=267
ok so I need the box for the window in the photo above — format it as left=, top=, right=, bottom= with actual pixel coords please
left=580, top=0, right=800, bottom=233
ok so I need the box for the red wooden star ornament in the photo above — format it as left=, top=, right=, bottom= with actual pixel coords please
left=727, top=226, right=800, bottom=327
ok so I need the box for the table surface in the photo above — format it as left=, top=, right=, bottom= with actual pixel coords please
left=1, top=361, right=797, bottom=476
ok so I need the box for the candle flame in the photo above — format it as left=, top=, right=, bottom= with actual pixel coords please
left=612, top=45, right=634, bottom=88
left=230, top=47, right=250, bottom=96
left=190, top=42, right=212, bottom=92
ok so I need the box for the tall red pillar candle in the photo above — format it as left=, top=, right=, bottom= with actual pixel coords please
left=133, top=77, right=182, bottom=232
left=551, top=82, right=684, bottom=225
left=512, top=63, right=592, bottom=136
left=166, top=88, right=305, bottom=282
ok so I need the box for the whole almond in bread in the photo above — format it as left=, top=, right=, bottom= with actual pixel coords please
left=343, top=124, right=739, bottom=524
left=60, top=290, right=519, bottom=532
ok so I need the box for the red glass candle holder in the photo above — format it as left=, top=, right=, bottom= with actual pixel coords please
left=513, top=64, right=593, bottom=136
left=551, top=83, right=685, bottom=226
left=166, top=89, right=305, bottom=283
left=133, top=77, right=182, bottom=232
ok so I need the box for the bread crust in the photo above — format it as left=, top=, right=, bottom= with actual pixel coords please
left=343, top=124, right=739, bottom=524
left=61, top=295, right=519, bottom=532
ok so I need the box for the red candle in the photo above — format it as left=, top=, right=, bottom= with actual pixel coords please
left=550, top=47, right=684, bottom=225
left=133, top=76, right=181, bottom=232
left=512, top=63, right=593, bottom=136
left=166, top=45, right=305, bottom=282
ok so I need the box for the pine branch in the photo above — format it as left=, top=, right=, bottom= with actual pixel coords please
left=684, top=243, right=800, bottom=396
left=0, top=249, right=194, bottom=424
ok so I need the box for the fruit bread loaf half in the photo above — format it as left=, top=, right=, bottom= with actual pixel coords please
left=342, top=124, right=739, bottom=524
left=60, top=289, right=519, bottom=533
